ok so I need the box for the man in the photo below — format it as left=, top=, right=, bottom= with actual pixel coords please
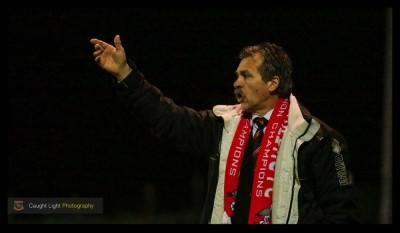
left=90, top=35, right=360, bottom=224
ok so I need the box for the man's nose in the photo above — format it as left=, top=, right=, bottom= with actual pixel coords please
left=233, top=77, right=243, bottom=88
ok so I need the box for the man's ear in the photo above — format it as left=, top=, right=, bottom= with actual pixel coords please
left=268, top=76, right=280, bottom=92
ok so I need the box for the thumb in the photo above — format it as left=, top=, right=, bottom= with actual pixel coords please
left=114, top=35, right=123, bottom=51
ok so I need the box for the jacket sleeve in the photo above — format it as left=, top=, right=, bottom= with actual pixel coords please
left=113, top=65, right=223, bottom=158
left=311, top=132, right=361, bottom=223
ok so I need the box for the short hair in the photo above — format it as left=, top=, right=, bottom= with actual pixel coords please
left=239, top=42, right=293, bottom=98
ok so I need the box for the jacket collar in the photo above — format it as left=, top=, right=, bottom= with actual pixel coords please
left=212, top=94, right=317, bottom=139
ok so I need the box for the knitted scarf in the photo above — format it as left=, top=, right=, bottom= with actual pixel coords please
left=223, top=98, right=290, bottom=224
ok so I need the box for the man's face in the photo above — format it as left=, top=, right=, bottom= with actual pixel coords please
left=234, top=53, right=271, bottom=116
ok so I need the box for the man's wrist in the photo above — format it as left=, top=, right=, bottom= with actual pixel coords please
left=115, top=63, right=132, bottom=82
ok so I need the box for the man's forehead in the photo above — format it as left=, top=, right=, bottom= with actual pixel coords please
left=236, top=55, right=262, bottom=73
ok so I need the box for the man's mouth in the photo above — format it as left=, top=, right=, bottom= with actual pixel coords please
left=235, top=91, right=244, bottom=103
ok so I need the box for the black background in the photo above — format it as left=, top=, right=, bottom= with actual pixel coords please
left=8, top=8, right=391, bottom=223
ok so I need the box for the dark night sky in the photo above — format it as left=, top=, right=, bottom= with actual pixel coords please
left=8, top=8, right=391, bottom=223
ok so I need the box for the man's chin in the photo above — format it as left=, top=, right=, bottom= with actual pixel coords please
left=240, top=103, right=249, bottom=112
left=240, top=104, right=257, bottom=115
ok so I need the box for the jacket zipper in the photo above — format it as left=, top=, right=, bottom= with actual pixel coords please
left=285, top=123, right=311, bottom=224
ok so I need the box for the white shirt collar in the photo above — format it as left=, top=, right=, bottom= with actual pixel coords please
left=251, top=108, right=273, bottom=124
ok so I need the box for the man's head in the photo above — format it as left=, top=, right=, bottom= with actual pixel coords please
left=234, top=42, right=293, bottom=116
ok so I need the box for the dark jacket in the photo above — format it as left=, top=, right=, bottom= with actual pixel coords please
left=114, top=68, right=360, bottom=224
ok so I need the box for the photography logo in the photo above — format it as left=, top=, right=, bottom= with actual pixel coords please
left=13, top=200, right=24, bottom=211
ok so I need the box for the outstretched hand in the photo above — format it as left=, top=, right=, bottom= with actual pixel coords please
left=90, top=35, right=132, bottom=80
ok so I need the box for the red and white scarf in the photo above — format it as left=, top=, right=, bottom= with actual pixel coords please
left=223, top=98, right=289, bottom=224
